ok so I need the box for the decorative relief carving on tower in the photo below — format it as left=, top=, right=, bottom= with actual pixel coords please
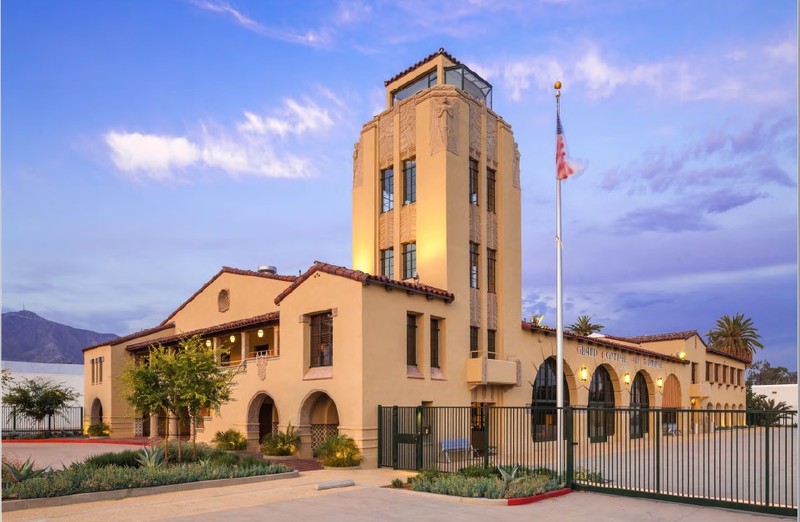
left=352, top=141, right=363, bottom=188
left=469, top=102, right=481, bottom=158
left=379, top=113, right=394, bottom=168
left=470, top=288, right=481, bottom=327
left=513, top=141, right=521, bottom=189
left=486, top=212, right=498, bottom=250
left=400, top=203, right=416, bottom=243
left=469, top=205, right=481, bottom=244
left=379, top=212, right=393, bottom=250
left=399, top=99, right=416, bottom=157
left=486, top=114, right=498, bottom=168
left=487, top=293, right=498, bottom=330
left=430, top=96, right=459, bottom=155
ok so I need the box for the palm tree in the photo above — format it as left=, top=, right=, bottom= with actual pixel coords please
left=707, top=313, right=763, bottom=362
left=567, top=315, right=605, bottom=336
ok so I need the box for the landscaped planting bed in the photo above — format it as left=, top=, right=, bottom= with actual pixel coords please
left=2, top=441, right=291, bottom=501
left=392, top=465, right=566, bottom=500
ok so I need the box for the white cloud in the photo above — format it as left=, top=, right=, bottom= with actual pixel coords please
left=105, top=98, right=337, bottom=181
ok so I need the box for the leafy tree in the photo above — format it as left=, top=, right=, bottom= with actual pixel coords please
left=1, top=368, right=13, bottom=390
left=567, top=315, right=605, bottom=336
left=2, top=378, right=79, bottom=429
left=746, top=360, right=797, bottom=385
left=707, top=313, right=763, bottom=362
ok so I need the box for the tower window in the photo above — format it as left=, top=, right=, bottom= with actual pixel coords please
left=487, top=248, right=497, bottom=294
left=469, top=242, right=479, bottom=289
left=469, top=158, right=479, bottom=205
left=487, top=168, right=496, bottom=213
left=470, top=326, right=479, bottom=358
left=487, top=329, right=496, bottom=360
left=381, top=167, right=394, bottom=213
left=430, top=318, right=440, bottom=369
left=403, top=159, right=416, bottom=204
left=380, top=248, right=394, bottom=278
left=407, top=314, right=418, bottom=366
left=403, top=243, right=417, bottom=280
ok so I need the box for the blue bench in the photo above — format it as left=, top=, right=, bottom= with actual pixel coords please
left=441, top=438, right=476, bottom=463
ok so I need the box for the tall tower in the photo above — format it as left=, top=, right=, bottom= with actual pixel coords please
left=352, top=49, right=522, bottom=360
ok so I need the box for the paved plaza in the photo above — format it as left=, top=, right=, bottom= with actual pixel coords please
left=1, top=441, right=795, bottom=521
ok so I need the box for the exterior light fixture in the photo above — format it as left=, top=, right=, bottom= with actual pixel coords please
left=691, top=399, right=696, bottom=406
left=205, top=340, right=212, bottom=347
left=657, top=377, right=664, bottom=388
left=677, top=351, right=686, bottom=360
left=257, top=329, right=264, bottom=338
left=623, top=372, right=631, bottom=385
left=229, top=335, right=236, bottom=343
left=580, top=366, right=588, bottom=381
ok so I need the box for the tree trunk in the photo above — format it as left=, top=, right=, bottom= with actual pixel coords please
left=191, top=416, right=198, bottom=460
left=163, top=414, right=170, bottom=461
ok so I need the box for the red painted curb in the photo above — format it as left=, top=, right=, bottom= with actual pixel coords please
left=507, top=487, right=572, bottom=506
left=2, top=439, right=149, bottom=445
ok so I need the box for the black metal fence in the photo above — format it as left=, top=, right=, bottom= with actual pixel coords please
left=378, top=405, right=797, bottom=516
left=2, top=405, right=84, bottom=434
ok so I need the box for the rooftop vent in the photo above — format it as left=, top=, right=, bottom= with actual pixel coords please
left=258, top=265, right=277, bottom=275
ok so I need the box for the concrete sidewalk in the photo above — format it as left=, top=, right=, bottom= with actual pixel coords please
left=2, top=467, right=793, bottom=522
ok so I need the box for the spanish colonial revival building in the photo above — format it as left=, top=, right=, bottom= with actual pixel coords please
left=83, top=50, right=748, bottom=465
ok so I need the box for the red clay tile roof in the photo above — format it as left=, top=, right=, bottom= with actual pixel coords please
left=159, top=267, right=296, bottom=326
left=274, top=261, right=455, bottom=305
left=82, top=323, right=175, bottom=352
left=126, top=312, right=279, bottom=352
left=521, top=322, right=689, bottom=364
left=385, top=48, right=462, bottom=86
left=612, top=330, right=704, bottom=345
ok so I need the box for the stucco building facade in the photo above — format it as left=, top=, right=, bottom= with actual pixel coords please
left=83, top=50, right=748, bottom=465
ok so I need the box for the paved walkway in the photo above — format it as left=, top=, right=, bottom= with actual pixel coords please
left=1, top=442, right=794, bottom=521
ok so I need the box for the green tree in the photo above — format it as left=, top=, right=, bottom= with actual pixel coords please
left=2, top=377, right=79, bottom=430
left=567, top=315, right=605, bottom=336
left=746, top=360, right=797, bottom=385
left=706, top=313, right=763, bottom=362
left=175, top=336, right=236, bottom=459
left=1, top=368, right=13, bottom=390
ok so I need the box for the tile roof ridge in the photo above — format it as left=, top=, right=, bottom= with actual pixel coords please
left=82, top=322, right=175, bottom=352
left=385, top=48, right=461, bottom=86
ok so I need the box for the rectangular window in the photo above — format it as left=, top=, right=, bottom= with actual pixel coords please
left=714, top=364, right=720, bottom=382
left=469, top=158, right=479, bottom=205
left=402, top=243, right=417, bottom=279
left=487, top=248, right=497, bottom=294
left=430, top=318, right=440, bottom=369
left=722, top=365, right=727, bottom=384
left=487, top=329, right=496, bottom=360
left=738, top=369, right=743, bottom=386
left=403, top=158, right=416, bottom=204
left=406, top=314, right=418, bottom=366
left=691, top=363, right=697, bottom=384
left=91, top=357, right=104, bottom=384
left=487, top=168, right=496, bottom=213
left=706, top=362, right=711, bottom=381
left=310, top=312, right=333, bottom=368
left=381, top=167, right=394, bottom=213
left=470, top=326, right=479, bottom=358
left=470, top=242, right=479, bottom=289
left=380, top=248, right=394, bottom=278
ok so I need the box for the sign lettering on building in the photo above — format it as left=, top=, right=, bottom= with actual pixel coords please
left=576, top=345, right=663, bottom=369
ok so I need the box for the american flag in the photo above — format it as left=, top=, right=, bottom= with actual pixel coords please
left=556, top=113, right=575, bottom=181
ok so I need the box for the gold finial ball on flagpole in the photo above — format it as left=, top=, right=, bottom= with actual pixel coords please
left=554, top=81, right=562, bottom=90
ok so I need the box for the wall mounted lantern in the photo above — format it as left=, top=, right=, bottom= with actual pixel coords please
left=623, top=372, right=631, bottom=385
left=657, top=377, right=664, bottom=389
left=257, top=329, right=264, bottom=338
left=580, top=366, right=589, bottom=381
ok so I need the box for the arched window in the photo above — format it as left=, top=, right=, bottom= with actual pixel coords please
left=531, top=357, right=570, bottom=441
left=218, top=289, right=231, bottom=312
left=629, top=371, right=649, bottom=439
left=588, top=366, right=615, bottom=442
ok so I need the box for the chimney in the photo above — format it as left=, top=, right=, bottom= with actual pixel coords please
left=257, top=265, right=277, bottom=275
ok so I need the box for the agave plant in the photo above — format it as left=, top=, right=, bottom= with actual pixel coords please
left=497, top=464, right=520, bottom=482
left=2, top=457, right=48, bottom=482
left=135, top=446, right=166, bottom=468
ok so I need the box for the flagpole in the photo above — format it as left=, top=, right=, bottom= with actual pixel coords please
left=554, top=81, right=565, bottom=478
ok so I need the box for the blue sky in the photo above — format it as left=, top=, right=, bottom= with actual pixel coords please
left=2, top=1, right=797, bottom=370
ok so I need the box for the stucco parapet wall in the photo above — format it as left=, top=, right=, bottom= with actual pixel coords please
left=522, top=322, right=689, bottom=365
left=2, top=470, right=299, bottom=513
left=125, top=312, right=279, bottom=352
left=274, top=261, right=454, bottom=305
left=705, top=347, right=752, bottom=365
left=82, top=323, right=176, bottom=352
left=159, top=266, right=297, bottom=327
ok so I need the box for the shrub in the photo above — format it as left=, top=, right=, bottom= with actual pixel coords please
left=390, top=478, right=404, bottom=488
left=209, top=451, right=240, bottom=467
left=2, top=457, right=48, bottom=482
left=457, top=465, right=497, bottom=479
left=504, top=474, right=558, bottom=499
left=574, top=468, right=604, bottom=483
left=81, top=450, right=140, bottom=469
left=212, top=429, right=248, bottom=451
left=314, top=433, right=362, bottom=467
left=261, top=424, right=300, bottom=457
left=135, top=446, right=166, bottom=468
left=87, top=422, right=110, bottom=437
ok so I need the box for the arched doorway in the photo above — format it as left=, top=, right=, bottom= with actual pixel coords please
left=299, top=391, right=339, bottom=454
left=531, top=357, right=571, bottom=441
left=629, top=371, right=650, bottom=439
left=90, top=398, right=104, bottom=424
left=662, top=374, right=681, bottom=427
left=588, top=366, right=615, bottom=442
left=247, top=393, right=279, bottom=444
